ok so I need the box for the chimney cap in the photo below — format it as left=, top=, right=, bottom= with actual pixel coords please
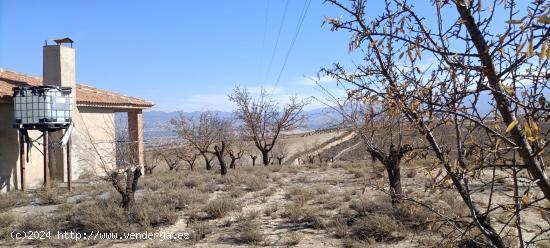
left=47, top=37, right=74, bottom=46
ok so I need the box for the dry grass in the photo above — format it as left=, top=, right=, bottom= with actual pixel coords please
left=0, top=191, right=30, bottom=211
left=203, top=197, right=241, bottom=219
left=349, top=214, right=406, bottom=243
left=189, top=222, right=213, bottom=242
left=281, top=203, right=326, bottom=229
left=0, top=212, right=15, bottom=240
left=35, top=188, right=66, bottom=205
left=236, top=174, right=268, bottom=191
left=330, top=216, right=349, bottom=239
left=283, top=232, right=302, bottom=246
left=234, top=219, right=264, bottom=245
left=17, top=213, right=62, bottom=233
left=3, top=148, right=545, bottom=247
left=162, top=188, right=208, bottom=210
left=313, top=185, right=330, bottom=194
left=285, top=187, right=316, bottom=206
left=263, top=204, right=278, bottom=217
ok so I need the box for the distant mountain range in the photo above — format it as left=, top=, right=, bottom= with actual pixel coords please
left=140, top=108, right=342, bottom=144
left=143, top=107, right=343, bottom=130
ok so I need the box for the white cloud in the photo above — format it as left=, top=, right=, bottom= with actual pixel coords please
left=154, top=75, right=346, bottom=112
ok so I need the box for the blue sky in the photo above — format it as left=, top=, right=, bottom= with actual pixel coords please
left=0, top=0, right=362, bottom=112
left=0, top=1, right=529, bottom=112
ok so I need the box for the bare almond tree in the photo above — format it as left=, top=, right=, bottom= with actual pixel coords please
left=160, top=148, right=182, bottom=171
left=317, top=91, right=419, bottom=204
left=229, top=87, right=308, bottom=166
left=170, top=111, right=217, bottom=170
left=144, top=151, right=162, bottom=175
left=179, top=145, right=199, bottom=171
left=77, top=114, right=142, bottom=210
left=250, top=154, right=258, bottom=166
left=227, top=128, right=246, bottom=169
left=272, top=140, right=289, bottom=165
left=323, top=0, right=549, bottom=246
left=207, top=115, right=233, bottom=176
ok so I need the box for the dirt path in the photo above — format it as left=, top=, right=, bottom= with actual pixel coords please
left=291, top=132, right=356, bottom=165
left=333, top=141, right=362, bottom=161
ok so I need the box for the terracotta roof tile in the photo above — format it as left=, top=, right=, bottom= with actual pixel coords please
left=0, top=69, right=153, bottom=109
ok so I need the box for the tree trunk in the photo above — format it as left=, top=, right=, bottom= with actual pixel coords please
left=250, top=155, right=257, bottom=166
left=384, top=161, right=403, bottom=205
left=202, top=153, right=212, bottom=170
left=229, top=158, right=237, bottom=169
left=120, top=167, right=142, bottom=210
left=216, top=154, right=227, bottom=175
left=214, top=143, right=227, bottom=176
left=261, top=150, right=270, bottom=166
left=277, top=157, right=283, bottom=165
left=454, top=3, right=550, bottom=202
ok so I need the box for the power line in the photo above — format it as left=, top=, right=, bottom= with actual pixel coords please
left=273, top=0, right=312, bottom=90
left=257, top=0, right=270, bottom=84
left=264, top=0, right=289, bottom=84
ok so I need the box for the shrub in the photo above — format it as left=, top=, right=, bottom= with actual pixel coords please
left=189, top=222, right=212, bottom=242
left=281, top=203, right=303, bottom=222
left=263, top=204, right=278, bottom=217
left=0, top=212, right=15, bottom=239
left=350, top=197, right=435, bottom=231
left=260, top=187, right=275, bottom=197
left=130, top=201, right=178, bottom=228
left=17, top=213, right=61, bottom=232
left=283, top=232, right=302, bottom=246
left=203, top=198, right=240, bottom=219
left=331, top=216, right=349, bottom=239
left=228, top=188, right=245, bottom=199
left=406, top=169, right=417, bottom=178
left=163, top=188, right=207, bottom=209
left=35, top=188, right=64, bottom=205
left=349, top=214, right=405, bottom=243
left=236, top=174, right=268, bottom=192
left=0, top=191, right=28, bottom=211
left=313, top=185, right=330, bottom=194
left=281, top=204, right=322, bottom=227
left=198, top=181, right=218, bottom=193
left=141, top=176, right=164, bottom=191
left=342, top=238, right=370, bottom=248
left=183, top=176, right=201, bottom=188
left=320, top=196, right=342, bottom=210
left=285, top=187, right=315, bottom=206
left=235, top=210, right=260, bottom=223
left=64, top=198, right=136, bottom=234
left=235, top=219, right=264, bottom=245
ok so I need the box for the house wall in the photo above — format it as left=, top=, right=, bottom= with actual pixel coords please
left=71, top=107, right=116, bottom=178
left=0, top=104, right=44, bottom=192
left=0, top=104, right=116, bottom=192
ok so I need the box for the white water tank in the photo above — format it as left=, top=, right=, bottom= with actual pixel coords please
left=13, top=86, right=72, bottom=126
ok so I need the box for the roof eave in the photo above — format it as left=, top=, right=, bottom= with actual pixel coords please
left=0, top=98, right=154, bottom=110
left=76, top=102, right=154, bottom=110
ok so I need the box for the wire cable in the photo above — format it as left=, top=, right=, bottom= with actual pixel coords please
left=264, top=0, right=290, bottom=83
left=273, top=0, right=312, bottom=90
